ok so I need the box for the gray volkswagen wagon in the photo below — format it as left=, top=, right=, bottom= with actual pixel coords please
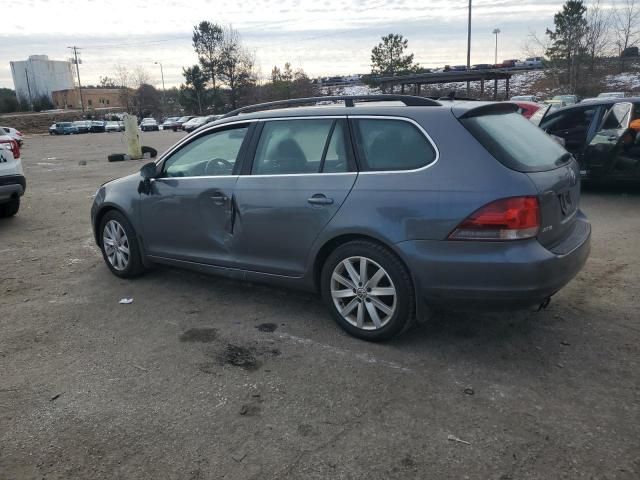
left=91, top=95, right=591, bottom=341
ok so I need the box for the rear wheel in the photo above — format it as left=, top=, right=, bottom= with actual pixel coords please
left=321, top=240, right=415, bottom=341
left=0, top=197, right=20, bottom=218
left=99, top=210, right=145, bottom=278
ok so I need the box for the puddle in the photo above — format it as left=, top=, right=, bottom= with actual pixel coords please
left=217, top=344, right=259, bottom=370
left=179, top=327, right=218, bottom=343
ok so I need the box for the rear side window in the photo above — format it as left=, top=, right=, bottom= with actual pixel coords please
left=252, top=119, right=350, bottom=174
left=540, top=108, right=597, bottom=132
left=600, top=103, right=632, bottom=130
left=352, top=119, right=436, bottom=171
left=461, top=112, right=569, bottom=172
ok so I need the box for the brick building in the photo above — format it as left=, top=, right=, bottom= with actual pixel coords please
left=52, top=88, right=127, bottom=110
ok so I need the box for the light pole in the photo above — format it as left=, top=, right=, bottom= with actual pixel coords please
left=492, top=28, right=501, bottom=65
left=154, top=61, right=166, bottom=114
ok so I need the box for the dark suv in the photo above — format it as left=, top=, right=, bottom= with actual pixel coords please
left=533, top=97, right=640, bottom=183
left=91, top=95, right=590, bottom=341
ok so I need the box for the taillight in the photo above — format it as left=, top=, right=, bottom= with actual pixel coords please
left=449, top=196, right=540, bottom=241
left=10, top=140, right=19, bottom=159
left=0, top=139, right=18, bottom=159
left=15, top=130, right=22, bottom=136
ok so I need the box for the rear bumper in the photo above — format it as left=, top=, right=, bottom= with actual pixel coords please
left=0, top=175, right=26, bottom=201
left=396, top=214, right=591, bottom=309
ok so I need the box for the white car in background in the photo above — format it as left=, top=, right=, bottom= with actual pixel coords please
left=597, top=92, right=625, bottom=99
left=105, top=121, right=123, bottom=133
left=0, top=135, right=25, bottom=217
left=0, top=126, right=23, bottom=146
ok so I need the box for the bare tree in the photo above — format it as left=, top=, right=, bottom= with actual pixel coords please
left=524, top=30, right=564, bottom=90
left=613, top=0, right=640, bottom=70
left=217, top=26, right=256, bottom=109
left=131, top=66, right=152, bottom=88
left=113, top=64, right=134, bottom=112
left=113, top=64, right=131, bottom=88
left=112, top=65, right=152, bottom=113
left=584, top=0, right=612, bottom=71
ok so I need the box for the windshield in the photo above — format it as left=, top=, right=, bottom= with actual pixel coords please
left=461, top=111, right=570, bottom=172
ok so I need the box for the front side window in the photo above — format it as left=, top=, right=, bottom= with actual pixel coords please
left=252, top=119, right=350, bottom=174
left=163, top=125, right=249, bottom=178
left=352, top=118, right=436, bottom=171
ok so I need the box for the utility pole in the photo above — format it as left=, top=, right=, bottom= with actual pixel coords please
left=68, top=46, right=85, bottom=112
left=154, top=61, right=166, bottom=115
left=493, top=28, right=501, bottom=65
left=466, top=0, right=472, bottom=95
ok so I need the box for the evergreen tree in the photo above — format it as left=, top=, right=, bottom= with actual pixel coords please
left=546, top=1, right=588, bottom=91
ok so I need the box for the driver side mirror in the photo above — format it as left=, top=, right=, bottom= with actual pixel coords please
left=140, top=161, right=158, bottom=179
left=138, top=162, right=158, bottom=195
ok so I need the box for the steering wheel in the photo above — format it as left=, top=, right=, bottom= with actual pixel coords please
left=204, top=158, right=232, bottom=175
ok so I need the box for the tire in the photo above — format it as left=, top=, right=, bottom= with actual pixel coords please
left=0, top=197, right=20, bottom=218
left=99, top=210, right=145, bottom=278
left=141, top=146, right=158, bottom=158
left=320, top=240, right=415, bottom=341
left=108, top=153, right=126, bottom=162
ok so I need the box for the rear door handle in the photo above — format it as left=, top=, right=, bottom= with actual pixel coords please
left=308, top=194, right=334, bottom=205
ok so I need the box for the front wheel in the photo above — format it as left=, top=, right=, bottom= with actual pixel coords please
left=321, top=240, right=415, bottom=341
left=99, top=210, right=145, bottom=278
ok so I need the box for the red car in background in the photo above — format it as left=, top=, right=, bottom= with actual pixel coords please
left=513, top=101, right=542, bottom=119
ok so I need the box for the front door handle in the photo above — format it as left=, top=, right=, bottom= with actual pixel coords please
left=210, top=194, right=227, bottom=205
left=308, top=194, right=334, bottom=205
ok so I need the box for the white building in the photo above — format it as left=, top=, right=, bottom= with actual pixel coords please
left=10, top=55, right=75, bottom=105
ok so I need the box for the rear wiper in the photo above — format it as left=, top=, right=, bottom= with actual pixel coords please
left=555, top=152, right=573, bottom=166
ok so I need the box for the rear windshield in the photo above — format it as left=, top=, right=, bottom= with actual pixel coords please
left=460, top=112, right=569, bottom=172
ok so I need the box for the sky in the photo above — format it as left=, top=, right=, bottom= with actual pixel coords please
left=0, top=0, right=615, bottom=90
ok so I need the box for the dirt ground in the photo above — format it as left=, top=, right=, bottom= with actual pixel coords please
left=1, top=131, right=639, bottom=480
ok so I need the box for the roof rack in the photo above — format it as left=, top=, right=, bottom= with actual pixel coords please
left=220, top=94, right=441, bottom=119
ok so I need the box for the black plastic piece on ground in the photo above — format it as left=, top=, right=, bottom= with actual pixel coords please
left=108, top=153, right=126, bottom=162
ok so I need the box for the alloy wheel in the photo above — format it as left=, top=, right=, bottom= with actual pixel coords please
left=330, top=256, right=397, bottom=330
left=103, top=219, right=130, bottom=271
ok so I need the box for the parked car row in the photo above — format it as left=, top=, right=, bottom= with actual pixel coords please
left=160, top=115, right=221, bottom=132
left=438, top=57, right=545, bottom=72
left=48, top=121, right=107, bottom=135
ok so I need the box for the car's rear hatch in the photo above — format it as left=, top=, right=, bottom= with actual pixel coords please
left=455, top=103, right=582, bottom=250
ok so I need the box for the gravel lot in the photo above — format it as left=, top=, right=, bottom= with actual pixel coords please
left=1, top=131, right=639, bottom=479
